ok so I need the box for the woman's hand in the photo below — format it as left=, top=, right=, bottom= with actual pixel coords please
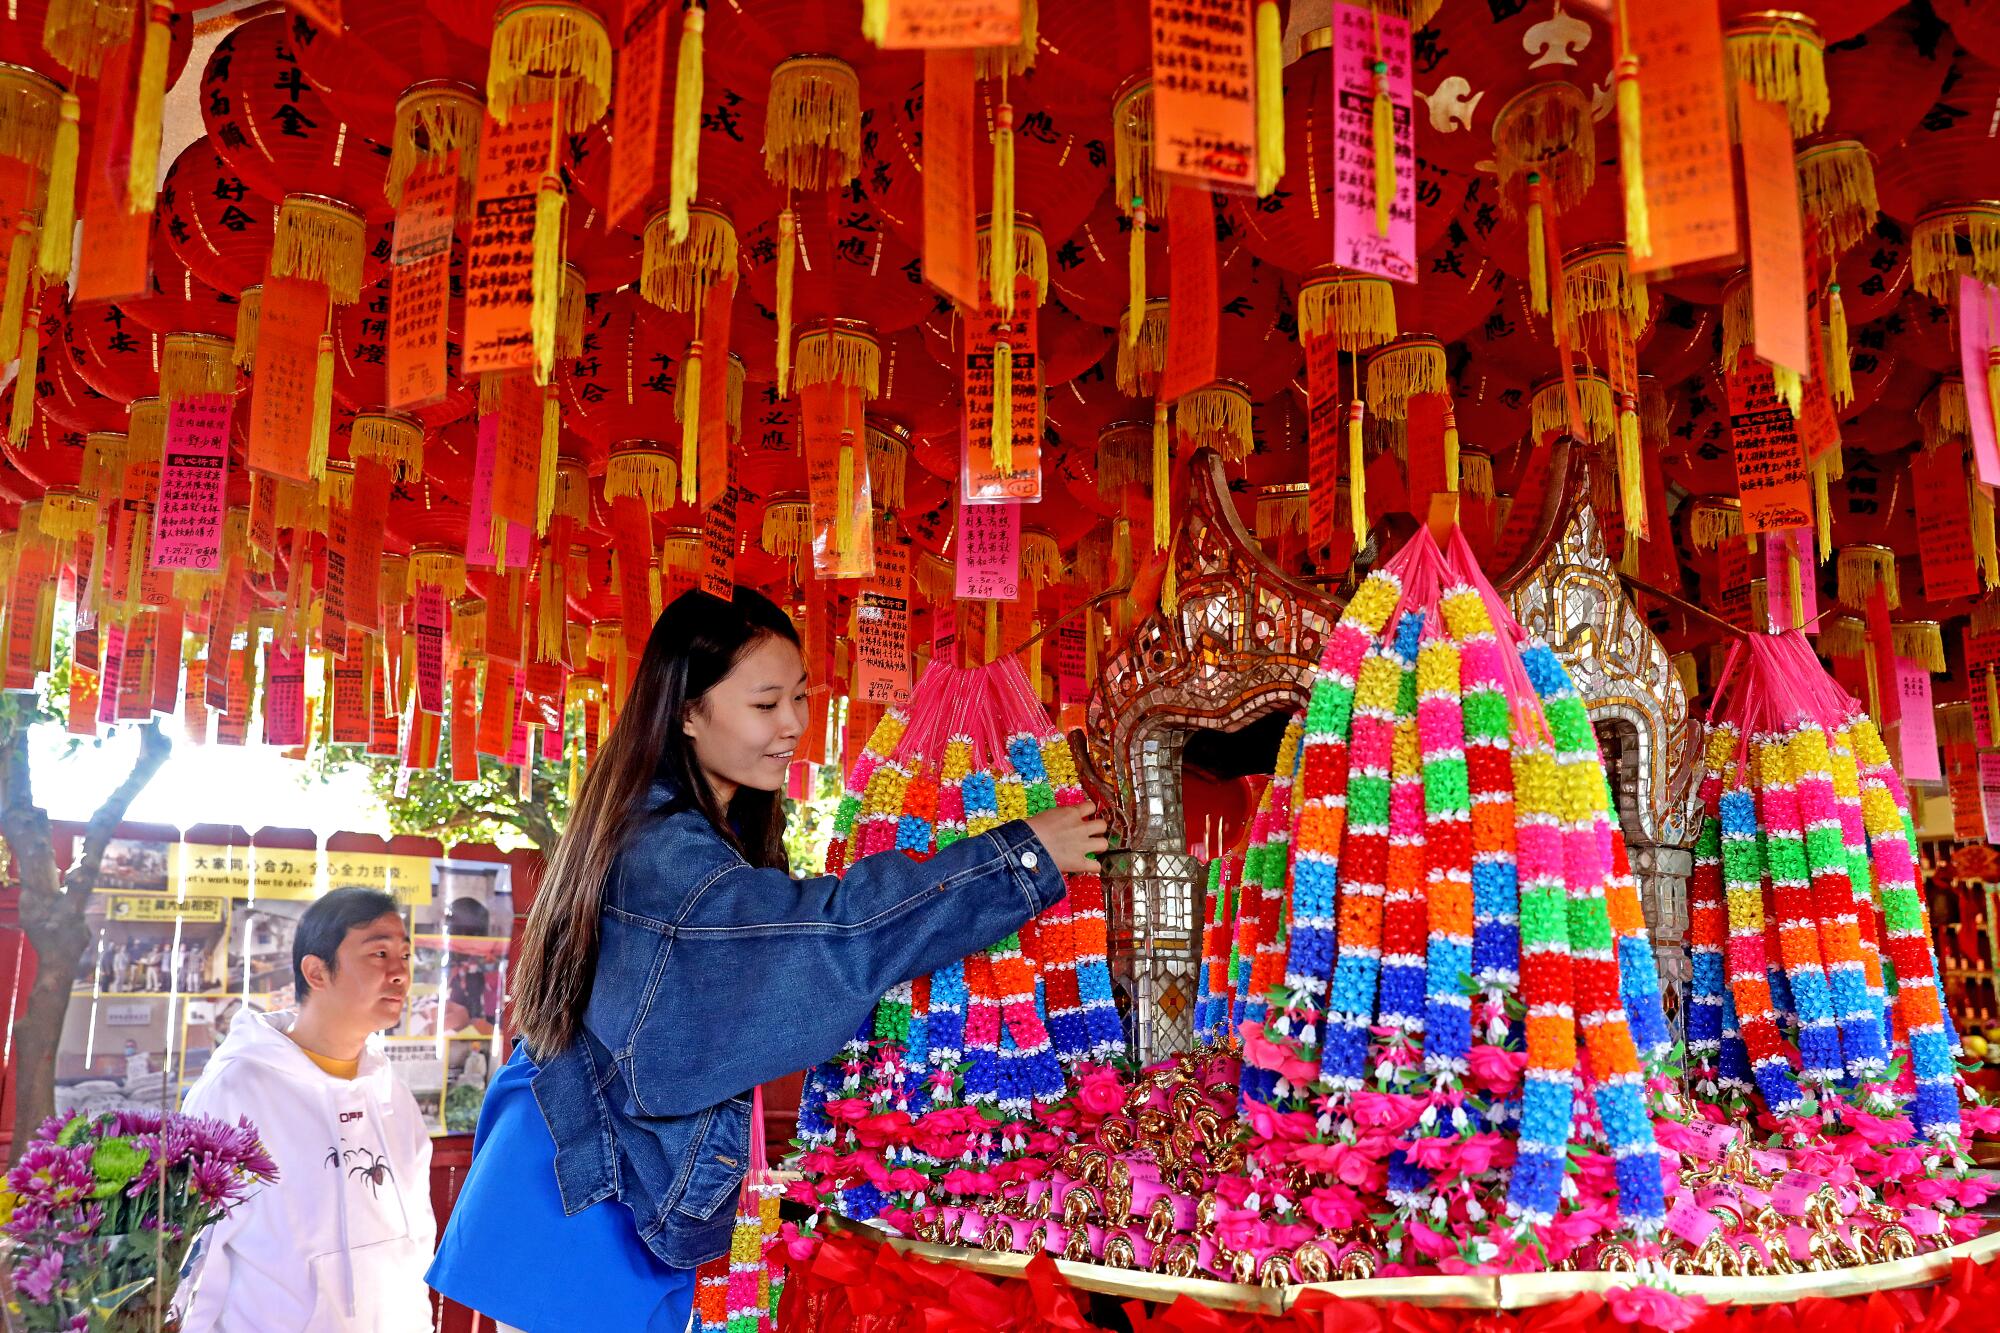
left=1023, top=802, right=1110, bottom=875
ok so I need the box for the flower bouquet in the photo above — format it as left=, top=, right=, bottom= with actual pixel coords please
left=2, top=1110, right=277, bottom=1333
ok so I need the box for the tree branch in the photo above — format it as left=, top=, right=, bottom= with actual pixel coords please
left=63, top=720, right=172, bottom=895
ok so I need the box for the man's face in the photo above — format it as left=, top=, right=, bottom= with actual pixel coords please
left=311, top=913, right=412, bottom=1031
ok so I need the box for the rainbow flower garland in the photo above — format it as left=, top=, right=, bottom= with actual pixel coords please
left=1508, top=721, right=1576, bottom=1223
left=1753, top=731, right=1845, bottom=1084
left=1196, top=855, right=1230, bottom=1043
left=1416, top=621, right=1473, bottom=1079
left=1442, top=587, right=1519, bottom=1017
left=1684, top=729, right=1733, bottom=1082
left=1377, top=613, right=1431, bottom=1040
left=1787, top=722, right=1887, bottom=1078
left=1039, top=733, right=1123, bottom=1054
left=1718, top=742, right=1804, bottom=1114
left=1826, top=731, right=1892, bottom=1047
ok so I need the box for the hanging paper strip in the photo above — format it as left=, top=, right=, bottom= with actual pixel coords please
left=388, top=155, right=457, bottom=410
left=331, top=632, right=371, bottom=743
left=1160, top=181, right=1218, bottom=404
left=921, top=50, right=979, bottom=310
left=1329, top=1, right=1416, bottom=283
left=464, top=104, right=557, bottom=376
left=1762, top=528, right=1818, bottom=633
left=1797, top=290, right=1841, bottom=457
left=1894, top=658, right=1940, bottom=783
left=954, top=494, right=1020, bottom=601
left=468, top=413, right=534, bottom=570
left=1738, top=86, right=1809, bottom=378
left=1981, top=753, right=2000, bottom=847
left=962, top=277, right=1041, bottom=501
left=150, top=394, right=232, bottom=571
left=490, top=372, right=546, bottom=535
left=247, top=276, right=331, bottom=484
left=477, top=661, right=518, bottom=758
left=606, top=0, right=671, bottom=230
left=854, top=539, right=914, bottom=705
left=610, top=495, right=656, bottom=660
left=216, top=645, right=253, bottom=745
left=152, top=605, right=184, bottom=714
left=107, top=623, right=147, bottom=722
left=74, top=19, right=149, bottom=303
left=1957, top=276, right=2000, bottom=487
left=263, top=643, right=307, bottom=746
left=1911, top=445, right=1982, bottom=601
left=414, top=584, right=446, bottom=715
left=522, top=660, right=565, bottom=732
left=700, top=486, right=737, bottom=598
left=204, top=561, right=243, bottom=714
left=182, top=653, right=207, bottom=743
left=1949, top=741, right=1983, bottom=841
left=1726, top=363, right=1813, bottom=533
left=451, top=664, right=480, bottom=781
left=1149, top=0, right=1257, bottom=190
left=697, top=273, right=736, bottom=508
left=94, top=624, right=126, bottom=725
left=800, top=382, right=875, bottom=579
left=877, top=0, right=1021, bottom=45
left=68, top=628, right=100, bottom=737
left=1623, top=3, right=1737, bottom=275
left=1305, top=335, right=1341, bottom=554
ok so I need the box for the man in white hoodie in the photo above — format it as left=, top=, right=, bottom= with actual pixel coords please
left=180, top=888, right=437, bottom=1331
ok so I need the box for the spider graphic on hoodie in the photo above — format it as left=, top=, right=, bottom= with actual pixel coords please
left=326, top=1144, right=397, bottom=1198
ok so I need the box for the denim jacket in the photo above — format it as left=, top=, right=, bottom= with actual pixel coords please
left=530, top=777, right=1068, bottom=1269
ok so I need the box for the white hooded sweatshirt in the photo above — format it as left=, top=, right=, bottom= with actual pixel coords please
left=178, top=1010, right=436, bottom=1332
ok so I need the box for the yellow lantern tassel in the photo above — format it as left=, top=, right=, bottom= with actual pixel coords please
left=1812, top=454, right=1832, bottom=560
left=835, top=434, right=855, bottom=557
left=776, top=207, right=797, bottom=395
left=991, top=99, right=1016, bottom=313
left=1617, top=398, right=1647, bottom=541
left=1986, top=670, right=1999, bottom=748
left=126, top=2, right=171, bottom=213
left=1442, top=406, right=1460, bottom=493
left=308, top=333, right=334, bottom=480
left=992, top=340, right=1013, bottom=475
left=1974, top=480, right=2000, bottom=591
left=1988, top=348, right=2000, bottom=453
left=36, top=93, right=79, bottom=281
left=860, top=0, right=886, bottom=43
left=1253, top=0, right=1284, bottom=198
left=1615, top=55, right=1649, bottom=260
left=1027, top=618, right=1042, bottom=695
left=8, top=311, right=37, bottom=446
left=679, top=345, right=701, bottom=505
left=1773, top=363, right=1803, bottom=418
left=985, top=601, right=1000, bottom=662
left=1127, top=201, right=1147, bottom=348
left=538, top=386, right=560, bottom=533
left=531, top=173, right=567, bottom=384
left=1348, top=399, right=1367, bottom=553
left=1827, top=284, right=1852, bottom=408
left=0, top=219, right=29, bottom=363
left=667, top=2, right=705, bottom=242
left=1371, top=58, right=1394, bottom=238
left=1151, top=401, right=1170, bottom=552
left=1525, top=174, right=1549, bottom=317
left=1162, top=538, right=1178, bottom=617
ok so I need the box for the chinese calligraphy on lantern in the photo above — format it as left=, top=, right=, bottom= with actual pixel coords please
left=854, top=539, right=913, bottom=704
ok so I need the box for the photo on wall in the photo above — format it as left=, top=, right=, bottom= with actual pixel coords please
left=54, top=993, right=179, bottom=1120
left=78, top=891, right=229, bottom=996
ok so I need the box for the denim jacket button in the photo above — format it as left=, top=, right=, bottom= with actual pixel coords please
left=1020, top=851, right=1039, bottom=872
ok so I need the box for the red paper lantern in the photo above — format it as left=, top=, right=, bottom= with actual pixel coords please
left=1720, top=0, right=1902, bottom=44
left=161, top=142, right=275, bottom=297
left=1409, top=5, right=1613, bottom=174
left=1045, top=193, right=1256, bottom=330
left=1875, top=51, right=2000, bottom=221
left=63, top=297, right=160, bottom=405
left=290, top=8, right=485, bottom=146
left=25, top=292, right=127, bottom=435
left=1832, top=216, right=1911, bottom=326
left=1822, top=6, right=1953, bottom=159
left=1937, top=0, right=2000, bottom=68
left=1409, top=222, right=1511, bottom=344
left=1893, top=289, right=1958, bottom=373
left=872, top=328, right=957, bottom=438
left=560, top=287, right=691, bottom=452
left=1636, top=297, right=1720, bottom=385
left=741, top=191, right=936, bottom=336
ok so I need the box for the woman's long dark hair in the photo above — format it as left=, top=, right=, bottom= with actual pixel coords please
left=512, top=586, right=800, bottom=1055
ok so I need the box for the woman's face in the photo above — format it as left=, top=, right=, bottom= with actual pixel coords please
left=684, top=634, right=809, bottom=803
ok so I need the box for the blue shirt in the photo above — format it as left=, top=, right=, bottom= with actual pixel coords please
left=427, top=1045, right=693, bottom=1332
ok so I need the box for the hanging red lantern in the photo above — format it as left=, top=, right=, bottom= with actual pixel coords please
left=1834, top=310, right=1901, bottom=417
left=63, top=296, right=160, bottom=405
left=22, top=290, right=125, bottom=436
left=1409, top=5, right=1612, bottom=173
left=161, top=142, right=275, bottom=297
left=871, top=327, right=957, bottom=438
left=331, top=274, right=477, bottom=433
left=560, top=287, right=691, bottom=453
left=1044, top=192, right=1256, bottom=332
left=1635, top=297, right=1718, bottom=385
left=740, top=190, right=935, bottom=337
left=1875, top=52, right=2000, bottom=221
left=1893, top=289, right=1959, bottom=373
left=1410, top=221, right=1511, bottom=344
left=119, top=226, right=241, bottom=338
left=1830, top=215, right=1910, bottom=325
left=199, top=13, right=393, bottom=216
left=1821, top=6, right=1953, bottom=159
left=1936, top=0, right=2000, bottom=68
left=289, top=8, right=485, bottom=147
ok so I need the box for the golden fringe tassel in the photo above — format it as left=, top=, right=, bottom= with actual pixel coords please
left=1177, top=383, right=1253, bottom=461
left=1977, top=596, right=2000, bottom=633
left=835, top=435, right=856, bottom=557
left=1254, top=488, right=1309, bottom=543
left=556, top=264, right=585, bottom=359
left=1617, top=402, right=1647, bottom=540
left=1615, top=54, right=1649, bottom=260
left=536, top=389, right=562, bottom=533
left=126, top=400, right=164, bottom=466
left=1096, top=421, right=1151, bottom=500
left=1347, top=399, right=1368, bottom=554
left=1671, top=651, right=1698, bottom=701
left=1494, top=84, right=1595, bottom=216
left=36, top=488, right=97, bottom=541
left=1113, top=82, right=1159, bottom=236
left=1911, top=206, right=2000, bottom=303
left=1690, top=500, right=1741, bottom=552
left=0, top=66, right=60, bottom=170
left=763, top=57, right=861, bottom=191
left=674, top=351, right=745, bottom=439
left=1819, top=614, right=1865, bottom=659
left=1297, top=271, right=1397, bottom=350
left=991, top=341, right=1013, bottom=474
left=233, top=286, right=262, bottom=368
left=378, top=552, right=409, bottom=604
left=641, top=205, right=736, bottom=313
left=126, top=4, right=170, bottom=213
left=36, top=93, right=79, bottom=281
left=8, top=312, right=37, bottom=445
left=865, top=426, right=906, bottom=508
left=1022, top=528, right=1060, bottom=588
left=990, top=100, right=1016, bottom=313
left=1724, top=16, right=1829, bottom=139
left=1526, top=178, right=1548, bottom=316
left=1371, top=51, right=1393, bottom=237
left=1721, top=277, right=1753, bottom=371
left=659, top=524, right=703, bottom=577
left=1772, top=363, right=1802, bottom=418
left=1812, top=454, right=1833, bottom=561
left=388, top=83, right=483, bottom=217
left=83, top=431, right=135, bottom=501
left=776, top=208, right=796, bottom=395
left=1891, top=621, right=1946, bottom=674
left=1561, top=245, right=1649, bottom=345
left=1364, top=337, right=1446, bottom=419
left=1918, top=376, right=1968, bottom=450
left=0, top=222, right=30, bottom=364
left=1116, top=300, right=1170, bottom=396
left=318, top=459, right=354, bottom=512
left=1795, top=140, right=1876, bottom=256
left=1254, top=0, right=1284, bottom=199
left=272, top=197, right=367, bottom=305
left=1532, top=373, right=1614, bottom=444
left=535, top=541, right=567, bottom=662
left=452, top=598, right=488, bottom=657
left=530, top=175, right=566, bottom=384
left=1826, top=284, right=1852, bottom=408
left=1836, top=544, right=1898, bottom=609
left=1939, top=702, right=1976, bottom=745
left=604, top=447, right=679, bottom=514
left=760, top=498, right=811, bottom=557
left=1461, top=449, right=1494, bottom=501
left=794, top=326, right=881, bottom=396
left=308, top=334, right=334, bottom=481
left=351, top=413, right=425, bottom=480
left=487, top=3, right=613, bottom=131
left=41, top=0, right=135, bottom=78
left=1151, top=402, right=1171, bottom=553
left=975, top=0, right=1037, bottom=80
left=667, top=3, right=705, bottom=241
left=1126, top=201, right=1147, bottom=348
left=273, top=478, right=326, bottom=533
left=977, top=223, right=1048, bottom=307
left=159, top=332, right=236, bottom=403
left=679, top=347, right=701, bottom=505
left=413, top=546, right=468, bottom=596
left=1974, top=480, right=2000, bottom=592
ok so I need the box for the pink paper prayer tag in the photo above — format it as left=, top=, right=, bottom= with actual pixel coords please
left=1959, top=276, right=2000, bottom=487
left=1771, top=1172, right=1816, bottom=1218
left=954, top=495, right=1021, bottom=601
left=1330, top=2, right=1416, bottom=282
left=151, top=394, right=232, bottom=571
left=1665, top=1199, right=1720, bottom=1247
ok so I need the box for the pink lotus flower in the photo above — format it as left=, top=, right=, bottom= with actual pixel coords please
left=1961, top=1103, right=2000, bottom=1135
left=1606, top=1283, right=1706, bottom=1331
left=1465, top=1044, right=1527, bottom=1095
left=1350, top=1089, right=1424, bottom=1131
left=1834, top=1103, right=1914, bottom=1145
left=1075, top=1068, right=1126, bottom=1116
left=1302, top=1186, right=1369, bottom=1231
left=1407, top=1216, right=1455, bottom=1260
left=1245, top=1100, right=1313, bottom=1141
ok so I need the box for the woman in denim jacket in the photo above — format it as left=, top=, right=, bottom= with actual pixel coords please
left=428, top=587, right=1105, bottom=1331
